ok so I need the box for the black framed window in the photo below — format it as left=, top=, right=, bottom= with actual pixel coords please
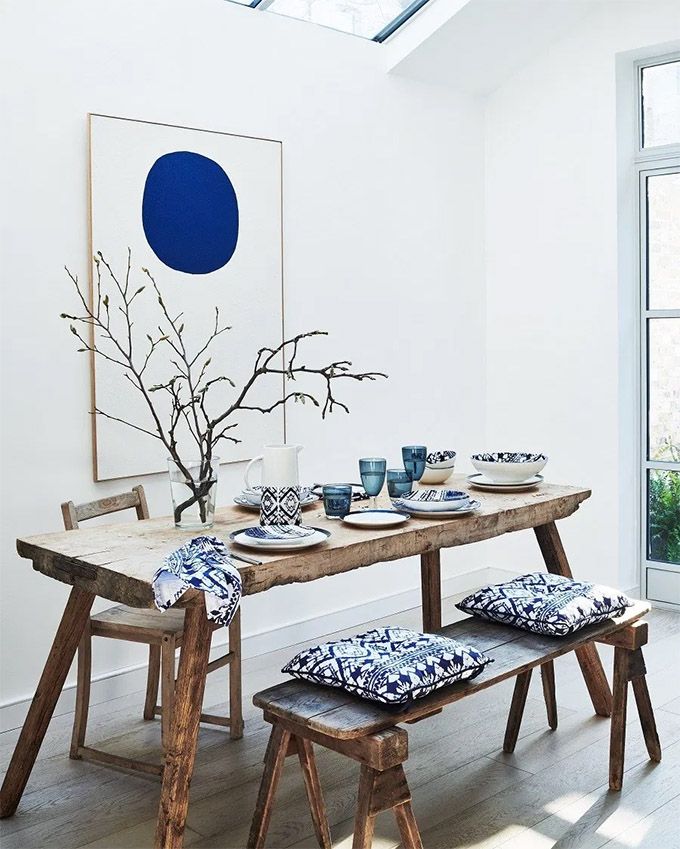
left=226, top=0, right=431, bottom=42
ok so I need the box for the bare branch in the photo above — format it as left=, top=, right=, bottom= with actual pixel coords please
left=63, top=253, right=387, bottom=524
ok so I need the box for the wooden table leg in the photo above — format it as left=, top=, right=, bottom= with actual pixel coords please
left=420, top=550, right=441, bottom=632
left=228, top=608, right=244, bottom=740
left=0, top=586, right=95, bottom=817
left=534, top=522, right=612, bottom=717
left=154, top=604, right=212, bottom=849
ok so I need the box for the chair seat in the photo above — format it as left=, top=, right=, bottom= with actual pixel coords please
left=90, top=604, right=187, bottom=641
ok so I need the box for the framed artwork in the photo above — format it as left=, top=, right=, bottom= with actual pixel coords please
left=88, top=114, right=284, bottom=481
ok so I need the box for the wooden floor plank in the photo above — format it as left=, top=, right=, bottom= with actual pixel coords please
left=416, top=708, right=680, bottom=849
left=599, top=790, right=680, bottom=849
left=490, top=740, right=680, bottom=849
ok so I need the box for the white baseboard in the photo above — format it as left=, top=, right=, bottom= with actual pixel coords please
left=0, top=566, right=517, bottom=733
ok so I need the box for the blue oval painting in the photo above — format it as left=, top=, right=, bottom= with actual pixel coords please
left=142, top=151, right=239, bottom=274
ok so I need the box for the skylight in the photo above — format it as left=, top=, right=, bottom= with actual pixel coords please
left=228, top=0, right=430, bottom=42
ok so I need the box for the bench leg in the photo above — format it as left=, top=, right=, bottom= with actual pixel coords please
left=249, top=726, right=331, bottom=849
left=534, top=522, right=612, bottom=717
left=394, top=801, right=423, bottom=849
left=632, top=674, right=661, bottom=763
left=609, top=646, right=660, bottom=792
left=1, top=586, right=95, bottom=818
left=297, top=738, right=332, bottom=849
left=352, top=764, right=422, bottom=849
left=541, top=660, right=558, bottom=730
left=504, top=670, right=532, bottom=753
left=248, top=725, right=291, bottom=849
left=609, top=646, right=629, bottom=791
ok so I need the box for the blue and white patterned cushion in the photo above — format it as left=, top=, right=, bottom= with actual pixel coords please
left=456, top=572, right=632, bottom=637
left=282, top=626, right=493, bottom=705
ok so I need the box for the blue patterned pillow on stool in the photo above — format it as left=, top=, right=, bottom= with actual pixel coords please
left=456, top=572, right=632, bottom=637
left=282, top=626, right=492, bottom=705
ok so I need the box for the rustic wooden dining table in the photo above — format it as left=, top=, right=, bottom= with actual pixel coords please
left=0, top=477, right=612, bottom=849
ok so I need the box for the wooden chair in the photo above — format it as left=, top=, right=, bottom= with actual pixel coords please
left=62, top=485, right=243, bottom=777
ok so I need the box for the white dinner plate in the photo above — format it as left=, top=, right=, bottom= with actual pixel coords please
left=229, top=527, right=331, bottom=552
left=341, top=509, right=410, bottom=529
left=392, top=499, right=481, bottom=518
left=467, top=474, right=543, bottom=492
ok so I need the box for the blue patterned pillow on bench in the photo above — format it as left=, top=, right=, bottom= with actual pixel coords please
left=282, top=626, right=492, bottom=705
left=456, top=572, right=632, bottom=637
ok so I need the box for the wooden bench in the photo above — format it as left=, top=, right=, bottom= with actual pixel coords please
left=249, top=600, right=660, bottom=849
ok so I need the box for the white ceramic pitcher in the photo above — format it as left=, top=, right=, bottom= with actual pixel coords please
left=244, top=444, right=303, bottom=490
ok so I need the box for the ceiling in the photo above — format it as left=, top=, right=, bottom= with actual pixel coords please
left=389, top=0, right=605, bottom=95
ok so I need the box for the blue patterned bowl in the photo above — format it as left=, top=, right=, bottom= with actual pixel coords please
left=421, top=450, right=456, bottom=483
left=397, top=489, right=471, bottom=512
left=471, top=452, right=547, bottom=483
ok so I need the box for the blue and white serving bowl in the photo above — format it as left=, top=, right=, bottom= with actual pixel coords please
left=420, top=450, right=456, bottom=484
left=471, top=452, right=547, bottom=484
left=396, top=489, right=471, bottom=512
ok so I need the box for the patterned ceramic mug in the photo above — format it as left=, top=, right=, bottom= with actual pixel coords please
left=259, top=486, right=302, bottom=526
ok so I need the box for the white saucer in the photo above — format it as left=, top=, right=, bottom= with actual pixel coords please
left=467, top=474, right=543, bottom=492
left=392, top=499, right=481, bottom=518
left=342, top=509, right=410, bottom=529
left=229, top=527, right=330, bottom=552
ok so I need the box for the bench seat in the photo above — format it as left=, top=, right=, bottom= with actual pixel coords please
left=255, top=600, right=650, bottom=740
left=249, top=600, right=660, bottom=849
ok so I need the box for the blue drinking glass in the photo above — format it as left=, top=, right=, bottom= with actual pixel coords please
left=322, top=485, right=352, bottom=519
left=386, top=469, right=412, bottom=500
left=402, top=445, right=427, bottom=482
left=359, top=458, right=387, bottom=510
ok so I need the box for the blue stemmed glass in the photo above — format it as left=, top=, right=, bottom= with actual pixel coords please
left=359, top=458, right=387, bottom=510
left=402, top=446, right=427, bottom=482
left=386, top=469, right=412, bottom=500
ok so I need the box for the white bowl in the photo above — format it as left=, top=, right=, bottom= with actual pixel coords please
left=470, top=452, right=547, bottom=484
left=420, top=450, right=456, bottom=483
left=420, top=466, right=454, bottom=484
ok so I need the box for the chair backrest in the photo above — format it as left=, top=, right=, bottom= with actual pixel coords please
left=61, top=485, right=150, bottom=531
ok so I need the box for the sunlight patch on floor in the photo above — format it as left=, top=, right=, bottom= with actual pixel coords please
left=597, top=811, right=652, bottom=846
left=541, top=791, right=586, bottom=817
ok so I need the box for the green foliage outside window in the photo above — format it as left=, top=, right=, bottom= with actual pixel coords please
left=648, top=438, right=680, bottom=565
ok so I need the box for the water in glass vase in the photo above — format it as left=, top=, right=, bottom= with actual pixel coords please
left=168, top=458, right=219, bottom=530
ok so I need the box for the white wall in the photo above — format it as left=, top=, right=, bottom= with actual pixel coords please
left=483, top=1, right=680, bottom=588
left=0, top=0, right=486, bottom=719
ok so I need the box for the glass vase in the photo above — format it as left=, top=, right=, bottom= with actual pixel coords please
left=168, top=458, right=219, bottom=530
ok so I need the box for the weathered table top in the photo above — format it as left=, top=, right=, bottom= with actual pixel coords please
left=16, top=476, right=590, bottom=608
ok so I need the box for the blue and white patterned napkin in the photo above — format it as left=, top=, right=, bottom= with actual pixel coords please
left=152, top=536, right=241, bottom=627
